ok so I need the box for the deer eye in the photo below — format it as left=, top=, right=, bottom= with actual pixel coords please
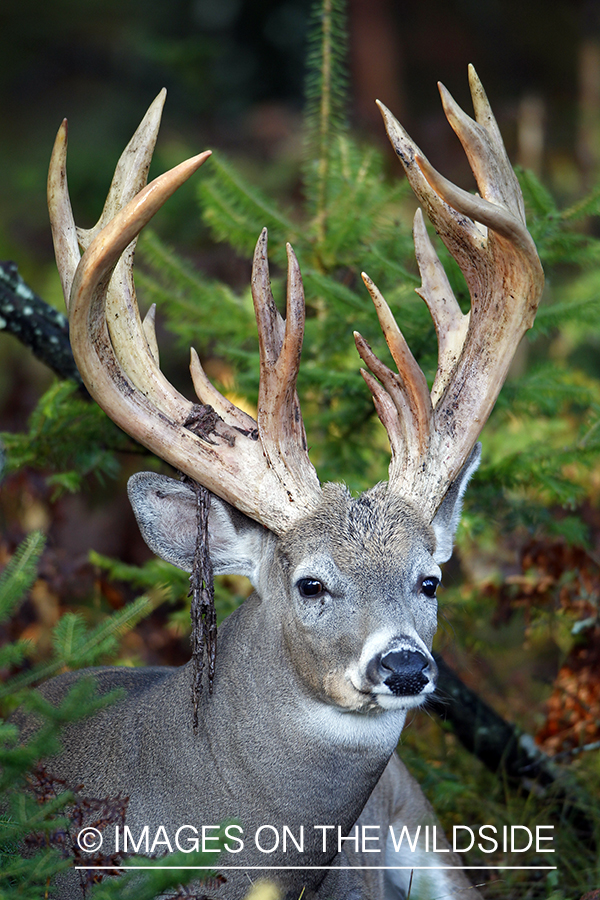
left=421, top=577, right=439, bottom=598
left=297, top=578, right=325, bottom=598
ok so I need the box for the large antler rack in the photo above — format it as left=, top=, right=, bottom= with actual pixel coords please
left=354, top=65, right=544, bottom=522
left=48, top=90, right=322, bottom=536
left=49, top=69, right=543, bottom=536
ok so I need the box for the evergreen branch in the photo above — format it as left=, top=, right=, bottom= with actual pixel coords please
left=137, top=231, right=255, bottom=346
left=497, top=362, right=598, bottom=419
left=87, top=842, right=228, bottom=900
left=302, top=268, right=365, bottom=311
left=563, top=179, right=600, bottom=221
left=139, top=230, right=216, bottom=297
left=198, top=155, right=296, bottom=254
left=1, top=381, right=129, bottom=494
left=0, top=594, right=162, bottom=700
left=578, top=404, right=600, bottom=450
left=89, top=550, right=189, bottom=599
left=517, top=168, right=558, bottom=217
left=52, top=593, right=162, bottom=662
left=365, top=241, right=419, bottom=284
left=303, top=0, right=349, bottom=238
left=0, top=640, right=30, bottom=669
left=533, top=293, right=600, bottom=332
left=0, top=532, right=45, bottom=624
left=0, top=679, right=126, bottom=791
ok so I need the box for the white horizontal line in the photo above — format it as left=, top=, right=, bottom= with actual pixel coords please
left=75, top=865, right=557, bottom=871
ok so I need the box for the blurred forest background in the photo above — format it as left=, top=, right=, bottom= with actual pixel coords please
left=2, top=0, right=600, bottom=898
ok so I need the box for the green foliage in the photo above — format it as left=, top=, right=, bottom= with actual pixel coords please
left=303, top=0, right=349, bottom=230
left=0, top=531, right=160, bottom=705
left=86, top=841, right=229, bottom=900
left=0, top=533, right=126, bottom=898
left=197, top=155, right=297, bottom=259
left=0, top=531, right=44, bottom=634
left=89, top=550, right=244, bottom=629
left=0, top=381, right=132, bottom=497
left=1, top=596, right=161, bottom=703
left=400, top=726, right=600, bottom=900
left=0, top=531, right=156, bottom=713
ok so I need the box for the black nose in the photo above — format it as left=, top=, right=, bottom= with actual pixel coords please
left=379, top=649, right=436, bottom=697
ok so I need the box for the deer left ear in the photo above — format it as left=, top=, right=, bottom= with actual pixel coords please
left=431, top=444, right=481, bottom=564
left=127, top=472, right=271, bottom=584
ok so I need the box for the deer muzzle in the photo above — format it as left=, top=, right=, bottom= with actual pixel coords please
left=364, top=644, right=438, bottom=699
left=379, top=648, right=437, bottom=697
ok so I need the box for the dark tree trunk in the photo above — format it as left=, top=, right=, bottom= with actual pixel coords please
left=0, top=261, right=83, bottom=388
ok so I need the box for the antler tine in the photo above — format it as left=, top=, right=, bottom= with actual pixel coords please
left=83, top=89, right=167, bottom=240
left=67, top=161, right=321, bottom=533
left=412, top=209, right=469, bottom=406
left=366, top=68, right=543, bottom=520
left=47, top=120, right=79, bottom=307
left=83, top=91, right=170, bottom=407
left=376, top=100, right=483, bottom=277
left=440, top=66, right=526, bottom=226
left=189, top=347, right=259, bottom=433
left=48, top=89, right=239, bottom=428
left=142, top=304, right=160, bottom=365
left=354, top=272, right=432, bottom=481
left=251, top=230, right=322, bottom=505
left=68, top=151, right=212, bottom=413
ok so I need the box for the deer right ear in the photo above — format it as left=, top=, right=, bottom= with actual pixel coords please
left=431, top=444, right=481, bottom=565
left=127, top=472, right=270, bottom=584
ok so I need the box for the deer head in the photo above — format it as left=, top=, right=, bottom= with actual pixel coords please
left=47, top=68, right=542, bottom=720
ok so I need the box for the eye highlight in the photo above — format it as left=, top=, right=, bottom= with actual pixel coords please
left=421, top=577, right=439, bottom=598
left=297, top=578, right=325, bottom=599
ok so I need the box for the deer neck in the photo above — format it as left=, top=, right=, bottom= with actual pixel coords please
left=183, top=593, right=406, bottom=835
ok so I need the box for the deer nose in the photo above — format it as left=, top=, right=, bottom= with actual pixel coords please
left=378, top=649, right=437, bottom=697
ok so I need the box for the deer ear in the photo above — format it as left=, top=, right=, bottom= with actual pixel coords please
left=431, top=444, right=481, bottom=564
left=127, top=473, right=270, bottom=584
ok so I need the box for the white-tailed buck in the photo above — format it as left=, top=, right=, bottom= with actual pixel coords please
left=20, top=66, right=543, bottom=899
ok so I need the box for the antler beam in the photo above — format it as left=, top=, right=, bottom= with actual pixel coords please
left=355, top=65, right=544, bottom=520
